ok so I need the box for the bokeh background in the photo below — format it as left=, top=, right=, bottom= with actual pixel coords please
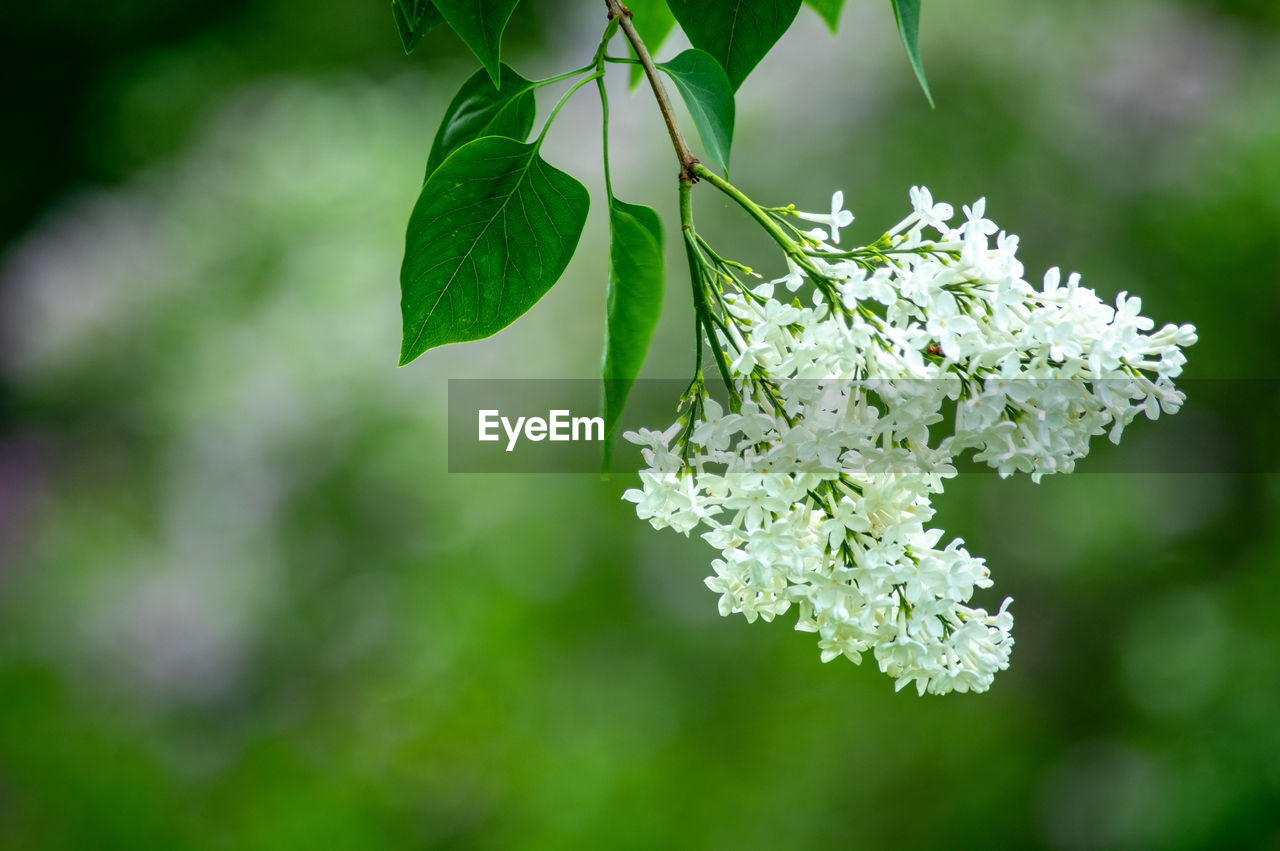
left=2, top=0, right=1279, bottom=848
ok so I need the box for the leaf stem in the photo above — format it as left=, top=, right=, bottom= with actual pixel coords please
left=595, top=17, right=620, bottom=200
left=690, top=163, right=801, bottom=258
left=531, top=64, right=597, bottom=88
left=604, top=0, right=699, bottom=179
left=535, top=71, right=605, bottom=148
left=597, top=78, right=613, bottom=200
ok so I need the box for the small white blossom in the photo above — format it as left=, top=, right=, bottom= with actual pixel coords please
left=795, top=190, right=855, bottom=244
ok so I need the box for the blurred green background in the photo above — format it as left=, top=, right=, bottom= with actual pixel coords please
left=2, top=0, right=1279, bottom=848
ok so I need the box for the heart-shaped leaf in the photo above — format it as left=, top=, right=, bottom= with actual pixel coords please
left=890, top=0, right=934, bottom=107
left=400, top=136, right=589, bottom=364
left=804, top=0, right=845, bottom=31
left=602, top=199, right=664, bottom=465
left=392, top=0, right=445, bottom=53
left=665, top=0, right=801, bottom=91
left=658, top=49, right=735, bottom=171
left=433, top=0, right=522, bottom=88
left=426, top=63, right=536, bottom=179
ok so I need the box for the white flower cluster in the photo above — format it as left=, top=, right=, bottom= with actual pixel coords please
left=624, top=186, right=1196, bottom=696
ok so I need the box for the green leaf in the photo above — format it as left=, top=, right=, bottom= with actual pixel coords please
left=602, top=199, right=664, bottom=466
left=665, top=0, right=801, bottom=91
left=432, top=0, right=522, bottom=87
left=392, top=0, right=445, bottom=54
left=657, top=49, right=735, bottom=171
left=426, top=64, right=536, bottom=179
left=804, top=0, right=844, bottom=31
left=890, top=0, right=934, bottom=107
left=400, top=136, right=589, bottom=364
left=626, top=0, right=678, bottom=88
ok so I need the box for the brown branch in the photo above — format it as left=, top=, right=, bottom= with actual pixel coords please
left=604, top=0, right=699, bottom=180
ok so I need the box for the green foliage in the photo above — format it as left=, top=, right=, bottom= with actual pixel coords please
left=890, top=0, right=934, bottom=107
left=399, top=137, right=589, bottom=364
left=602, top=199, right=664, bottom=466
left=391, top=0, right=444, bottom=54
left=432, top=0, right=522, bottom=87
left=389, top=0, right=938, bottom=367
left=426, top=64, right=536, bottom=180
left=805, top=0, right=845, bottom=31
left=657, top=49, right=736, bottom=171
left=665, top=0, right=802, bottom=91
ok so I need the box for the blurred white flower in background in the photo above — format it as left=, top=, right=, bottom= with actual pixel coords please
left=0, top=77, right=443, bottom=705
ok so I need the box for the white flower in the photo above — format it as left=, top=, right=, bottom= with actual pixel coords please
left=906, top=185, right=954, bottom=232
left=620, top=185, right=1195, bottom=696
left=796, top=191, right=855, bottom=244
